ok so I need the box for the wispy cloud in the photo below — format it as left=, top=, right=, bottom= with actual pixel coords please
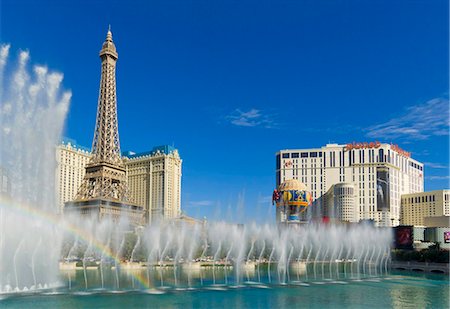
left=188, top=200, right=214, bottom=207
left=425, top=175, right=450, bottom=180
left=226, top=108, right=278, bottom=128
left=366, top=97, right=449, bottom=140
left=424, top=162, right=448, bottom=169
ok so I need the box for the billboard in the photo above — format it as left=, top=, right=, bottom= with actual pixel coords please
left=376, top=167, right=390, bottom=211
left=394, top=225, right=414, bottom=249
left=394, top=226, right=414, bottom=250
left=445, top=231, right=450, bottom=244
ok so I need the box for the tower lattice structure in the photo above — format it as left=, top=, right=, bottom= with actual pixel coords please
left=74, top=29, right=131, bottom=203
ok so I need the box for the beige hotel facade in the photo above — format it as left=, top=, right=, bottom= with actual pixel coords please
left=123, top=146, right=182, bottom=222
left=276, top=142, right=424, bottom=226
left=56, top=140, right=182, bottom=223
left=400, top=190, right=450, bottom=226
left=56, top=139, right=91, bottom=213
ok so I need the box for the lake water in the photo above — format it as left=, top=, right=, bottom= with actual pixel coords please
left=0, top=269, right=448, bottom=308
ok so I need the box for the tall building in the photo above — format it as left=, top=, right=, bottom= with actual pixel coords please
left=65, top=29, right=144, bottom=225
left=401, top=190, right=450, bottom=226
left=123, top=145, right=182, bottom=222
left=55, top=139, right=91, bottom=213
left=276, top=142, right=424, bottom=226
left=323, top=183, right=356, bottom=222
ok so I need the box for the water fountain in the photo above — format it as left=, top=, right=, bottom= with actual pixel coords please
left=0, top=44, right=70, bottom=293
left=0, top=37, right=447, bottom=309
left=0, top=43, right=394, bottom=294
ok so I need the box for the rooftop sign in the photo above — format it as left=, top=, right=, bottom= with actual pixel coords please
left=390, top=144, right=411, bottom=158
left=344, top=141, right=381, bottom=151
left=344, top=141, right=411, bottom=158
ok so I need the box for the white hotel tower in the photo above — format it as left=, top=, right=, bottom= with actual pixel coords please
left=276, top=142, right=424, bottom=226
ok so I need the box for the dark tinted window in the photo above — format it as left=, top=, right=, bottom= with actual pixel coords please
left=282, top=153, right=290, bottom=158
left=292, top=152, right=299, bottom=158
left=379, top=149, right=384, bottom=162
left=310, top=152, right=318, bottom=157
left=301, top=152, right=308, bottom=158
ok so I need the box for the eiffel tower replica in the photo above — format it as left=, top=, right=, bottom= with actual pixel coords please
left=65, top=28, right=144, bottom=225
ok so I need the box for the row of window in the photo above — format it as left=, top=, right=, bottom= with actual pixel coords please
left=282, top=152, right=323, bottom=159
left=403, top=195, right=436, bottom=203
left=409, top=161, right=424, bottom=171
left=279, top=149, right=421, bottom=172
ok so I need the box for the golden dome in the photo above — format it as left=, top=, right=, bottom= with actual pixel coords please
left=278, top=179, right=309, bottom=191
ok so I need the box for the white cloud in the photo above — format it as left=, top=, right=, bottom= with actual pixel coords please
left=424, top=162, right=448, bottom=169
left=425, top=175, right=450, bottom=180
left=366, top=97, right=449, bottom=140
left=226, top=108, right=277, bottom=128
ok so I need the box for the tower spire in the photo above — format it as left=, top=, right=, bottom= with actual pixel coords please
left=100, top=27, right=117, bottom=60
left=74, top=29, right=129, bottom=202
left=66, top=29, right=144, bottom=226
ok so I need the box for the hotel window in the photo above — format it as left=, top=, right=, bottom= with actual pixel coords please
left=292, top=152, right=299, bottom=158
left=310, top=152, right=318, bottom=158
left=301, top=152, right=308, bottom=158
left=282, top=153, right=290, bottom=159
left=379, top=149, right=384, bottom=162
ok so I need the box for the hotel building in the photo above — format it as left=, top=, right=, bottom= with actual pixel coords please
left=123, top=146, right=182, bottom=223
left=55, top=139, right=91, bottom=213
left=400, top=190, right=450, bottom=226
left=323, top=183, right=356, bottom=222
left=276, top=142, right=424, bottom=226
left=56, top=141, right=182, bottom=222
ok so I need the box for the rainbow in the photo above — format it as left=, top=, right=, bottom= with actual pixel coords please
left=0, top=195, right=155, bottom=290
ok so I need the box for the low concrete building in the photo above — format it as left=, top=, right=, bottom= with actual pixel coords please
left=424, top=216, right=450, bottom=228
left=424, top=227, right=450, bottom=249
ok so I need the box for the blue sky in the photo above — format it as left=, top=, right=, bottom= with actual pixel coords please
left=1, top=0, right=449, bottom=222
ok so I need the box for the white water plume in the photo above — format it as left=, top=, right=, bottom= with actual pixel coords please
left=0, top=44, right=394, bottom=295
left=0, top=44, right=71, bottom=292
